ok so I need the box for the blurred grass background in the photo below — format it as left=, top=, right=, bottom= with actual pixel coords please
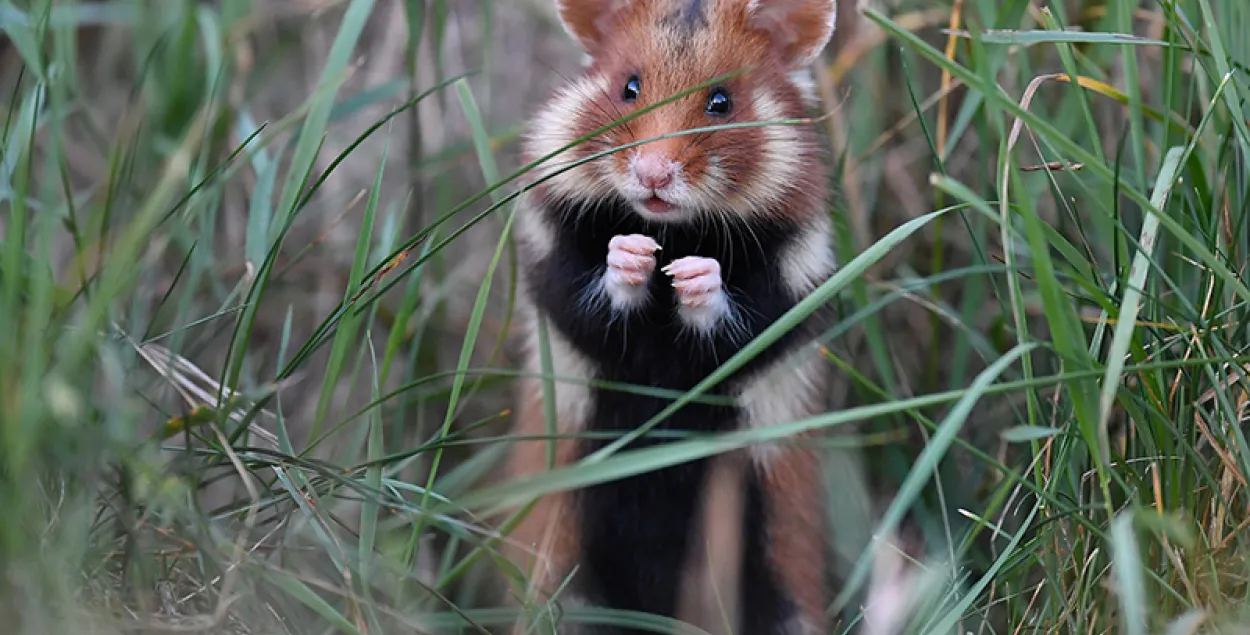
left=1, top=0, right=1249, bottom=633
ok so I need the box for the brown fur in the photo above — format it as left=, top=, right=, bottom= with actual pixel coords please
left=674, top=451, right=748, bottom=635
left=502, top=377, right=582, bottom=606
left=762, top=439, right=829, bottom=632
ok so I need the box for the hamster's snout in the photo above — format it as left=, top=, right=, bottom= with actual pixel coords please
left=632, top=151, right=676, bottom=192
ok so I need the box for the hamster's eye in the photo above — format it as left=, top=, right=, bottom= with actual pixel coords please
left=621, top=76, right=641, bottom=102
left=705, top=88, right=732, bottom=116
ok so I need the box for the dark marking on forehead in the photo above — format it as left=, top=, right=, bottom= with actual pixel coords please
left=680, top=0, right=708, bottom=29
left=661, top=0, right=707, bottom=33
left=652, top=0, right=707, bottom=59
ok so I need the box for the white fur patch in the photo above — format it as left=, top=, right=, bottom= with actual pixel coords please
left=735, top=344, right=826, bottom=466
left=597, top=272, right=652, bottom=312
left=677, top=289, right=734, bottom=334
left=514, top=193, right=558, bottom=262
left=788, top=68, right=821, bottom=109
left=524, top=73, right=616, bottom=204
left=521, top=303, right=596, bottom=434
left=738, top=87, right=806, bottom=214
left=779, top=215, right=837, bottom=296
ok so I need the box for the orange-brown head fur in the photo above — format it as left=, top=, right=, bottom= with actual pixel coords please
left=525, top=0, right=837, bottom=225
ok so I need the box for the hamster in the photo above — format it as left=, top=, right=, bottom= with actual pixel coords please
left=502, top=1, right=840, bottom=633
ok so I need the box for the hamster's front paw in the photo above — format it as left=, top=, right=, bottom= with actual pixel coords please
left=662, top=256, right=731, bottom=332
left=603, top=234, right=660, bottom=310
left=662, top=256, right=723, bottom=308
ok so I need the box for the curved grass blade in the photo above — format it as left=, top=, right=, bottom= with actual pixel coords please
left=1110, top=511, right=1147, bottom=635
left=1096, top=147, right=1184, bottom=449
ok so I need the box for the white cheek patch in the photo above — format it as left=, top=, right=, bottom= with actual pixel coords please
left=779, top=215, right=838, bottom=296
left=525, top=74, right=616, bottom=202
left=738, top=87, right=806, bottom=213
left=735, top=345, right=826, bottom=467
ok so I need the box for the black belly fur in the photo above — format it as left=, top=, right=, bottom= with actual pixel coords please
left=527, top=195, right=817, bottom=632
left=577, top=450, right=791, bottom=634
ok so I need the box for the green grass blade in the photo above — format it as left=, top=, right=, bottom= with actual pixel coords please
left=1096, top=147, right=1184, bottom=443
left=309, top=129, right=389, bottom=441
left=964, top=29, right=1178, bottom=48
left=1110, top=511, right=1147, bottom=635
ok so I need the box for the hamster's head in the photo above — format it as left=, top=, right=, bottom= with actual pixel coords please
left=525, top=0, right=837, bottom=224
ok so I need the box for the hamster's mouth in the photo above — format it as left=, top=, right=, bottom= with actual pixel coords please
left=642, top=196, right=673, bottom=214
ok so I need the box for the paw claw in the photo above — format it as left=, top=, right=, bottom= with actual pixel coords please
left=662, top=256, right=724, bottom=308
left=609, top=234, right=662, bottom=256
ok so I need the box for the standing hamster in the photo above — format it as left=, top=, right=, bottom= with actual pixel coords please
left=503, top=1, right=840, bottom=633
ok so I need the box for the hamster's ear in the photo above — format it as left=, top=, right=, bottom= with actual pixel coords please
left=555, top=0, right=634, bottom=54
left=745, top=0, right=837, bottom=69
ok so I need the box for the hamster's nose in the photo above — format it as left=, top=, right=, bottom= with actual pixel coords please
left=633, top=152, right=674, bottom=191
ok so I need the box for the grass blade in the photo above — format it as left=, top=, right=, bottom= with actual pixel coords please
left=1096, top=147, right=1184, bottom=444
